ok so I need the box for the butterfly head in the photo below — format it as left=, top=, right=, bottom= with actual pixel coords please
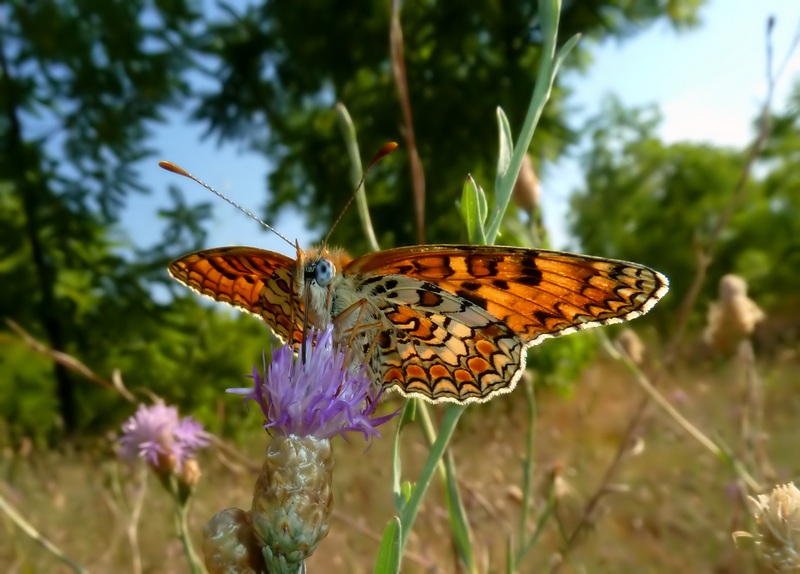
left=296, top=245, right=352, bottom=324
left=304, top=256, right=335, bottom=287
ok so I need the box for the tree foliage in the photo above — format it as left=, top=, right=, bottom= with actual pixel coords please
left=0, top=0, right=708, bottom=442
left=0, top=0, right=246, bottom=440
left=193, top=0, right=701, bottom=253
left=569, top=91, right=800, bottom=334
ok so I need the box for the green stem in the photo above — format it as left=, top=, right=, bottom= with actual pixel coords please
left=398, top=404, right=465, bottom=552
left=173, top=490, right=203, bottom=574
left=515, top=376, right=539, bottom=564
left=416, top=402, right=446, bottom=480
left=335, top=102, right=380, bottom=253
left=127, top=464, right=148, bottom=574
left=519, top=481, right=556, bottom=559
left=487, top=0, right=562, bottom=243
left=417, top=402, right=476, bottom=572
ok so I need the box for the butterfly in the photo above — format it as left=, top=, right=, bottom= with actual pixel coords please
left=168, top=243, right=669, bottom=404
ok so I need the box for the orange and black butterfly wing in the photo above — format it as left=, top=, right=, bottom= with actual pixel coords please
left=168, top=247, right=305, bottom=348
left=347, top=244, right=668, bottom=344
left=353, top=278, right=524, bottom=402
left=345, top=245, right=668, bottom=403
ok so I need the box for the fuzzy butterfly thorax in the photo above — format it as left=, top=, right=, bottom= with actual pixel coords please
left=295, top=244, right=354, bottom=327
left=169, top=243, right=669, bottom=404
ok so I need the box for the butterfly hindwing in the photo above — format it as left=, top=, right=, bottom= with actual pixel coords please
left=353, top=275, right=523, bottom=402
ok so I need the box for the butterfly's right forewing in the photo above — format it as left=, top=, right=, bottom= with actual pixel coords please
left=168, top=247, right=305, bottom=347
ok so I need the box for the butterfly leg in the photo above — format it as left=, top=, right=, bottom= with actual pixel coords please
left=333, top=299, right=384, bottom=370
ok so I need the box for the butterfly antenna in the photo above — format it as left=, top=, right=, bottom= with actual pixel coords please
left=322, top=142, right=399, bottom=246
left=159, top=161, right=295, bottom=248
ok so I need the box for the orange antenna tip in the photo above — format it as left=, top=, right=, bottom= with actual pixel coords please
left=158, top=161, right=191, bottom=178
left=368, top=142, right=399, bottom=169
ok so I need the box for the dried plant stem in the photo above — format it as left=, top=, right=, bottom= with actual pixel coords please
left=737, top=341, right=773, bottom=483
left=0, top=486, right=87, bottom=573
left=604, top=336, right=760, bottom=490
left=126, top=464, right=148, bottom=574
left=6, top=319, right=136, bottom=402
left=390, top=0, right=426, bottom=245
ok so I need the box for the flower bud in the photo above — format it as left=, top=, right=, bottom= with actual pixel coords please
left=251, top=434, right=334, bottom=572
left=203, top=507, right=263, bottom=574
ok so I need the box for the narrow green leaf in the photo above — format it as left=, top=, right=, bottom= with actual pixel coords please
left=476, top=180, right=488, bottom=230
left=443, top=451, right=476, bottom=573
left=398, top=404, right=465, bottom=552
left=495, top=107, right=514, bottom=183
left=373, top=517, right=402, bottom=574
left=401, top=481, right=414, bottom=502
left=460, top=175, right=487, bottom=244
left=392, top=400, right=417, bottom=506
left=553, top=33, right=582, bottom=77
left=485, top=0, right=566, bottom=245
left=335, top=102, right=380, bottom=252
left=506, top=534, right=515, bottom=574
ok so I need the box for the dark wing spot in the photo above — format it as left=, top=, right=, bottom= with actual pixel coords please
left=456, top=289, right=489, bottom=310
left=533, top=309, right=551, bottom=325
left=384, top=279, right=399, bottom=290
left=360, top=276, right=384, bottom=286
left=466, top=254, right=501, bottom=277
left=378, top=331, right=392, bottom=349
left=517, top=275, right=542, bottom=286
left=371, top=284, right=387, bottom=295
left=461, top=281, right=481, bottom=291
left=492, top=279, right=510, bottom=290
left=439, top=256, right=454, bottom=277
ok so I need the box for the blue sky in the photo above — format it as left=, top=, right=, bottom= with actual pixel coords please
left=125, top=0, right=800, bottom=255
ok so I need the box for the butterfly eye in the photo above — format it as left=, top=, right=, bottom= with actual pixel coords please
left=314, top=258, right=335, bottom=287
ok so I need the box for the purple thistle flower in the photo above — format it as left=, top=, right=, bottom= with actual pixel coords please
left=229, top=326, right=397, bottom=440
left=118, top=401, right=210, bottom=473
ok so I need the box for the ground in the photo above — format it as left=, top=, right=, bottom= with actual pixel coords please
left=1, top=350, right=796, bottom=573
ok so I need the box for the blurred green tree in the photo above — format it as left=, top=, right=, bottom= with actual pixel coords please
left=192, top=0, right=702, bottom=253
left=0, top=0, right=260, bottom=440
left=569, top=91, right=800, bottom=335
left=0, top=0, right=710, bottom=442
left=728, top=84, right=800, bottom=313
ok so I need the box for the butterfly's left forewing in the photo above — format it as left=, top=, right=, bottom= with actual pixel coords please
left=168, top=247, right=305, bottom=347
